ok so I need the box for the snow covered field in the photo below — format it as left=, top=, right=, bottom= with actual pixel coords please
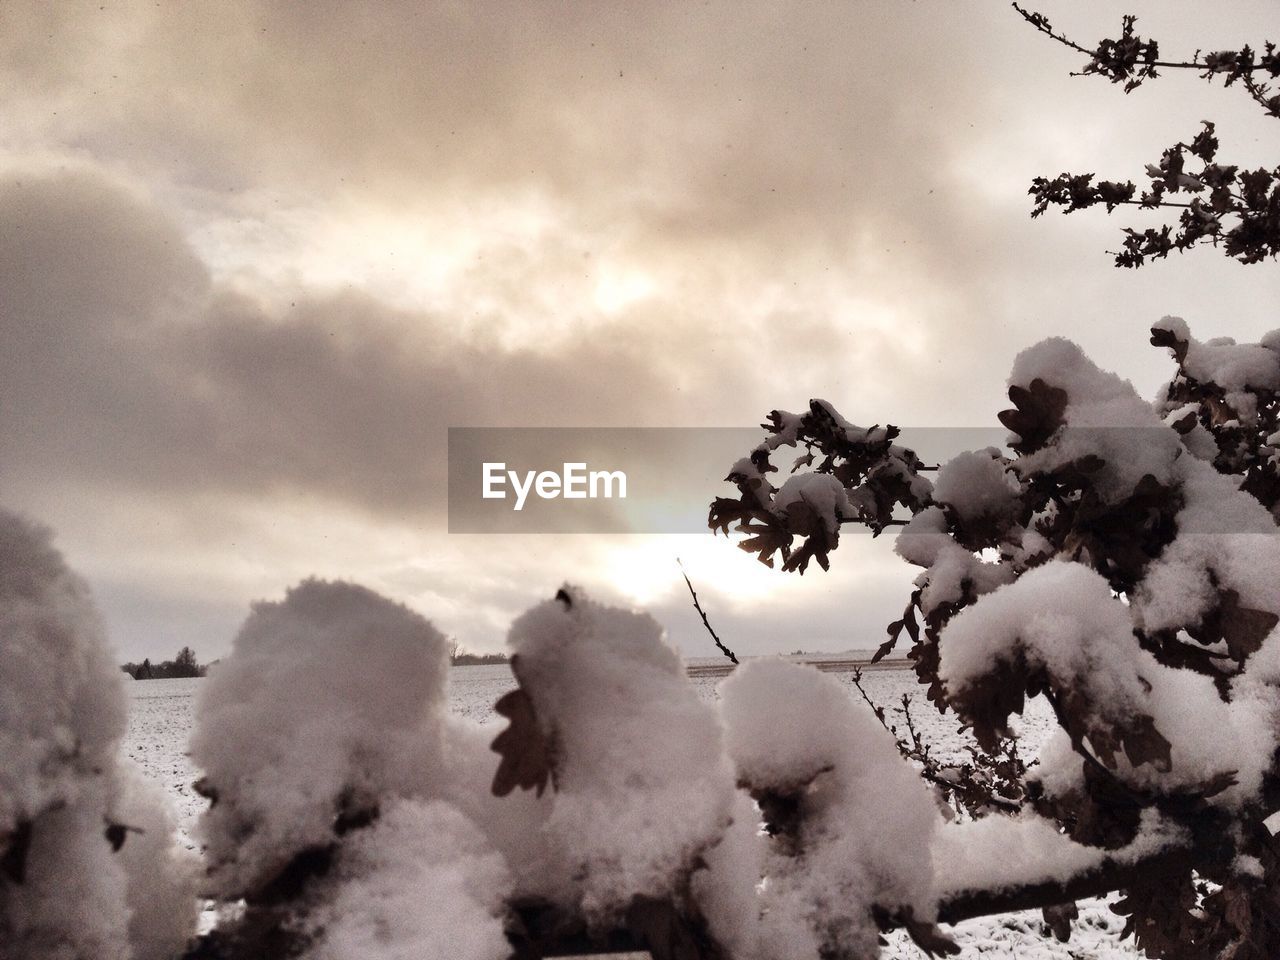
left=123, top=663, right=1138, bottom=959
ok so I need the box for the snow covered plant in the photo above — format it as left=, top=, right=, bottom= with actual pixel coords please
left=710, top=319, right=1280, bottom=959
left=185, top=579, right=540, bottom=960
left=0, top=510, right=196, bottom=960
left=184, top=580, right=961, bottom=960
left=186, top=584, right=744, bottom=960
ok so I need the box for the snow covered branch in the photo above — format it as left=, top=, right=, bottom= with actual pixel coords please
left=708, top=320, right=1280, bottom=958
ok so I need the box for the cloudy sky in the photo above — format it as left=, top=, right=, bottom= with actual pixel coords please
left=4, top=0, right=1280, bottom=662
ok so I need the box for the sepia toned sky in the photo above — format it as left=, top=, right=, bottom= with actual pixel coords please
left=4, top=0, right=1280, bottom=661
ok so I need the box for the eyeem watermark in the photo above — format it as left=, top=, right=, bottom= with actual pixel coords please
left=447, top=426, right=1013, bottom=533
left=482, top=462, right=627, bottom=511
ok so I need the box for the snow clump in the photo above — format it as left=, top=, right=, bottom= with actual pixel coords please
left=0, top=507, right=195, bottom=960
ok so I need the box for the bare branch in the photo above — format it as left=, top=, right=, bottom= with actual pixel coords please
left=850, top=670, right=1023, bottom=817
left=678, top=560, right=739, bottom=665
left=1012, top=3, right=1094, bottom=58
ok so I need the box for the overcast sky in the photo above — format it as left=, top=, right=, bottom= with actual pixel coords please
left=4, top=0, right=1280, bottom=662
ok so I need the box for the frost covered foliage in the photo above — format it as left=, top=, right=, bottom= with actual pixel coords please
left=705, top=660, right=943, bottom=960
left=488, top=595, right=962, bottom=959
left=0, top=508, right=195, bottom=960
left=708, top=402, right=934, bottom=572
left=191, top=579, right=452, bottom=897
left=493, top=587, right=734, bottom=922
left=1152, top=316, right=1280, bottom=518
left=187, top=578, right=546, bottom=960
left=714, top=321, right=1280, bottom=959
left=190, top=582, right=739, bottom=959
left=304, top=800, right=512, bottom=960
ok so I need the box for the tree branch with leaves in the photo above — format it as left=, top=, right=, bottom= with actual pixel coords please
left=707, top=320, right=1280, bottom=959
left=1016, top=4, right=1280, bottom=266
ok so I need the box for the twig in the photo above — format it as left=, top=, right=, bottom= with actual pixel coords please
left=1012, top=3, right=1094, bottom=57
left=851, top=670, right=1023, bottom=816
left=677, top=560, right=739, bottom=665
left=851, top=667, right=903, bottom=743
left=900, top=692, right=932, bottom=767
left=1013, top=3, right=1272, bottom=73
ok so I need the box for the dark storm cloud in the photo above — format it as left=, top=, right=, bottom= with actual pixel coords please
left=0, top=172, right=708, bottom=514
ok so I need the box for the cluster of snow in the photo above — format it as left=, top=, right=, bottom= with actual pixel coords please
left=190, top=579, right=453, bottom=896
left=0, top=508, right=195, bottom=960
left=187, top=581, right=739, bottom=952
left=0, top=510, right=125, bottom=843
left=773, top=473, right=853, bottom=535
left=114, top=765, right=201, bottom=960
left=504, top=587, right=735, bottom=920
left=305, top=800, right=512, bottom=960
left=1010, top=337, right=1182, bottom=501
left=184, top=575, right=574, bottom=959
left=930, top=449, right=1019, bottom=530
left=895, top=505, right=1014, bottom=616
left=932, top=338, right=1280, bottom=805
left=1153, top=316, right=1280, bottom=394
left=1152, top=317, right=1280, bottom=465
left=933, top=808, right=1185, bottom=902
left=939, top=562, right=1148, bottom=708
left=1136, top=457, right=1280, bottom=636
left=938, top=561, right=1265, bottom=796
left=704, top=659, right=941, bottom=960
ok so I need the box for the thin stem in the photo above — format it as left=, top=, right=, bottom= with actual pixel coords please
left=677, top=560, right=739, bottom=665
left=851, top=670, right=1023, bottom=816
left=1012, top=3, right=1093, bottom=57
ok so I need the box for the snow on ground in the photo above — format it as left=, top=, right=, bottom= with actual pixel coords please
left=123, top=677, right=205, bottom=852
left=122, top=664, right=1139, bottom=959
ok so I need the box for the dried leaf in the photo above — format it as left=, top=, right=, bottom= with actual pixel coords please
left=999, top=379, right=1069, bottom=454
left=1190, top=588, right=1279, bottom=662
left=1150, top=324, right=1189, bottom=363
left=490, top=684, right=554, bottom=798
left=1043, top=901, right=1078, bottom=942
left=105, top=821, right=128, bottom=852
left=873, top=627, right=901, bottom=664
left=1120, top=714, right=1173, bottom=772
left=947, top=654, right=1032, bottom=753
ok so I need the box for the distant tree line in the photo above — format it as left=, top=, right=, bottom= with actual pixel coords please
left=120, top=646, right=206, bottom=680
left=447, top=639, right=508, bottom=666
left=120, top=641, right=507, bottom=677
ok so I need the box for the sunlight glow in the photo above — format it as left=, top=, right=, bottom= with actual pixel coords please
left=594, top=534, right=788, bottom=609
left=593, top=262, right=655, bottom=314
